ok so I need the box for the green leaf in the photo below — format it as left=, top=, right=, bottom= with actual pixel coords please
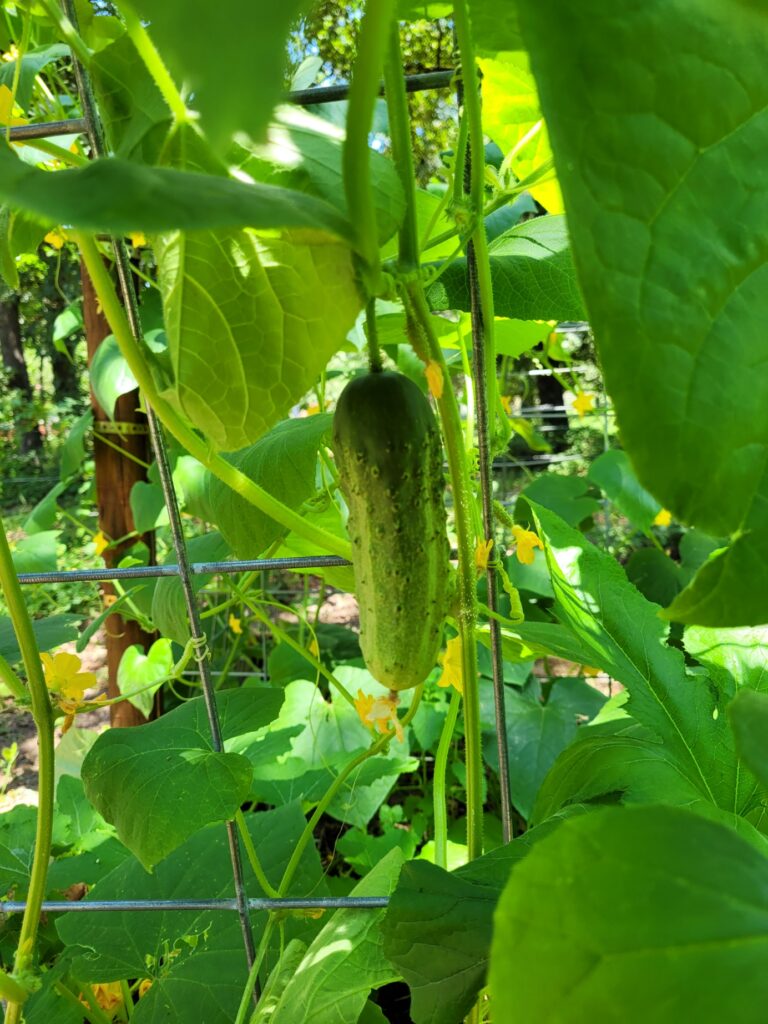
left=155, top=224, right=360, bottom=450
left=132, top=0, right=313, bottom=150
left=427, top=215, right=585, bottom=321
left=270, top=850, right=405, bottom=1024
left=206, top=416, right=332, bottom=556
left=116, top=638, right=173, bottom=718
left=625, top=547, right=684, bottom=607
left=0, top=142, right=352, bottom=238
left=242, top=105, right=404, bottom=246
left=250, top=940, right=308, bottom=1024
left=89, top=334, right=138, bottom=420
left=527, top=501, right=737, bottom=810
left=150, top=531, right=230, bottom=644
left=0, top=804, right=36, bottom=894
left=0, top=44, right=69, bottom=109
left=519, top=473, right=599, bottom=529
left=10, top=530, right=59, bottom=575
left=483, top=679, right=605, bottom=819
left=516, top=0, right=768, bottom=625
left=129, top=480, right=167, bottom=533
left=730, top=690, right=768, bottom=796
left=479, top=51, right=561, bottom=212
left=0, top=206, right=46, bottom=288
left=59, top=410, right=92, bottom=480
left=481, top=620, right=597, bottom=668
left=81, top=688, right=281, bottom=868
left=588, top=449, right=661, bottom=534
left=22, top=480, right=68, bottom=535
left=489, top=806, right=768, bottom=1023
left=56, top=803, right=327, bottom=1023
left=90, top=32, right=172, bottom=162
left=685, top=625, right=768, bottom=695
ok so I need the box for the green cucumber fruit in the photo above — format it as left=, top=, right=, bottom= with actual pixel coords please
left=333, top=369, right=449, bottom=692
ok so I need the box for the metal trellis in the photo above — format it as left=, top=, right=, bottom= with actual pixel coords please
left=3, top=12, right=515, bottom=1014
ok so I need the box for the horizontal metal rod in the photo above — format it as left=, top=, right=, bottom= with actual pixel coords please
left=16, top=554, right=350, bottom=585
left=8, top=117, right=86, bottom=140
left=8, top=70, right=455, bottom=142
left=291, top=68, right=454, bottom=105
left=1, top=896, right=389, bottom=913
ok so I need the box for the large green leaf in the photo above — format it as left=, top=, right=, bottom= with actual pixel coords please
left=56, top=803, right=326, bottom=1024
left=528, top=502, right=739, bottom=811
left=427, top=215, right=585, bottom=321
left=81, top=688, right=282, bottom=868
left=90, top=32, right=172, bottom=162
left=150, top=531, right=230, bottom=644
left=131, top=0, right=313, bottom=150
left=730, top=689, right=768, bottom=797
left=155, top=225, right=360, bottom=450
left=116, top=638, right=173, bottom=718
left=270, top=850, right=404, bottom=1024
left=685, top=625, right=768, bottom=695
left=489, top=805, right=768, bottom=1022
left=518, top=473, right=599, bottom=529
left=517, top=0, right=768, bottom=625
left=0, top=614, right=79, bottom=664
left=0, top=44, right=69, bottom=109
left=381, top=812, right=580, bottom=1024
left=587, top=449, right=661, bottom=534
left=478, top=51, right=561, bottom=212
left=242, top=105, right=404, bottom=245
left=0, top=141, right=352, bottom=237
left=206, top=415, right=332, bottom=557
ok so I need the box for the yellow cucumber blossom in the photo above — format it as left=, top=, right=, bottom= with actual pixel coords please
left=511, top=524, right=542, bottom=565
left=44, top=229, right=67, bottom=251
left=228, top=613, right=242, bottom=635
left=475, top=537, right=494, bottom=572
left=437, top=635, right=463, bottom=694
left=40, top=651, right=97, bottom=702
left=572, top=390, right=596, bottom=417
left=653, top=508, right=672, bottom=527
left=425, top=360, right=444, bottom=400
left=128, top=231, right=146, bottom=248
left=354, top=689, right=404, bottom=742
left=93, top=530, right=109, bottom=556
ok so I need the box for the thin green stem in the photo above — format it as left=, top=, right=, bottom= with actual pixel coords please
left=278, top=685, right=423, bottom=896
left=120, top=3, right=188, bottom=123
left=74, top=233, right=352, bottom=562
left=382, top=22, right=419, bottom=270
left=383, top=18, right=483, bottom=860
left=0, top=518, right=54, bottom=1024
left=5, top=7, right=30, bottom=145
left=233, top=917, right=275, bottom=1024
left=433, top=689, right=461, bottom=868
left=454, top=0, right=496, bottom=408
left=343, top=0, right=394, bottom=291
left=235, top=810, right=279, bottom=898
left=38, top=0, right=91, bottom=65
left=365, top=298, right=383, bottom=372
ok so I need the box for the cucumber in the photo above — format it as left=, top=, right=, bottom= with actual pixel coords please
left=333, top=369, right=449, bottom=692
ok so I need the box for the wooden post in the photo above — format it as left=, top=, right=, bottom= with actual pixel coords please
left=81, top=261, right=157, bottom=727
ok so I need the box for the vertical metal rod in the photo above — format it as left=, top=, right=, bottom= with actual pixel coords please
left=457, top=64, right=514, bottom=843
left=61, top=0, right=258, bottom=985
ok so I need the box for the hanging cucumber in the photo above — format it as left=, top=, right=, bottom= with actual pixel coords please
left=333, top=369, right=450, bottom=692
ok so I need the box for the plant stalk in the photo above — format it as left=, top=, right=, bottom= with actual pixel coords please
left=0, top=518, right=55, bottom=1024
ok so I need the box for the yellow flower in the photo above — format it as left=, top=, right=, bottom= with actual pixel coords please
left=653, top=508, right=672, bottom=528
left=228, top=613, right=242, bottom=635
left=308, top=636, right=319, bottom=659
left=1, top=46, right=19, bottom=63
left=0, top=83, right=26, bottom=127
left=304, top=402, right=321, bottom=416
left=511, top=524, right=542, bottom=565
left=437, top=635, right=463, bottom=694
left=128, top=231, right=146, bottom=248
left=425, top=360, right=444, bottom=400
left=44, top=229, right=67, bottom=251
left=93, top=530, right=109, bottom=556
left=500, top=395, right=513, bottom=416
left=78, top=982, right=123, bottom=1012
left=354, top=689, right=404, bottom=743
left=475, top=537, right=493, bottom=572
left=40, top=651, right=97, bottom=702
left=138, top=979, right=153, bottom=999
left=103, top=593, right=117, bottom=609
left=572, top=390, right=595, bottom=418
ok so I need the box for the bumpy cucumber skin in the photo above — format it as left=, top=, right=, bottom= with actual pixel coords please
left=333, top=370, right=449, bottom=692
